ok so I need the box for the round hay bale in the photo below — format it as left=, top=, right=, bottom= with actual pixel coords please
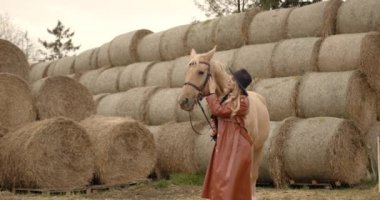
left=212, top=49, right=237, bottom=69
left=160, top=24, right=191, bottom=61
left=170, top=55, right=190, bottom=87
left=80, top=115, right=156, bottom=185
left=252, top=77, right=300, bottom=121
left=118, top=62, right=154, bottom=91
left=46, top=61, right=58, bottom=77
left=0, top=73, right=36, bottom=131
left=93, top=66, right=124, bottom=94
left=377, top=94, right=380, bottom=121
left=109, top=29, right=152, bottom=66
left=365, top=122, right=380, bottom=176
left=0, top=39, right=29, bottom=80
left=31, top=76, right=95, bottom=121
left=52, top=56, right=76, bottom=76
left=194, top=126, right=215, bottom=174
left=186, top=18, right=220, bottom=53
left=74, top=48, right=97, bottom=73
left=287, top=0, right=342, bottom=38
left=137, top=31, right=164, bottom=62
left=66, top=72, right=82, bottom=81
left=96, top=42, right=112, bottom=68
left=215, top=9, right=260, bottom=51
left=145, top=61, right=174, bottom=87
left=337, top=0, right=380, bottom=33
left=0, top=126, right=8, bottom=138
left=0, top=117, right=94, bottom=189
left=96, top=92, right=125, bottom=117
left=79, top=67, right=108, bottom=94
left=93, top=93, right=109, bottom=107
left=297, top=71, right=376, bottom=133
left=271, top=37, right=322, bottom=77
left=29, top=61, right=52, bottom=82
left=248, top=8, right=292, bottom=44
left=232, top=43, right=276, bottom=78
left=90, top=48, right=100, bottom=68
left=271, top=117, right=368, bottom=186
left=146, top=88, right=180, bottom=125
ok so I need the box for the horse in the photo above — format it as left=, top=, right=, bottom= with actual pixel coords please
left=178, top=47, right=270, bottom=200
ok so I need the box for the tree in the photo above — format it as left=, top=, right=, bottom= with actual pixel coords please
left=38, top=20, right=80, bottom=61
left=194, top=0, right=322, bottom=17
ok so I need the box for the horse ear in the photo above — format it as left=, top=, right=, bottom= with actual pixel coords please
left=203, top=46, right=216, bottom=61
left=190, top=49, right=197, bottom=57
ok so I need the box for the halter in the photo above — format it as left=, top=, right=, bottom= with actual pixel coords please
left=183, top=61, right=214, bottom=136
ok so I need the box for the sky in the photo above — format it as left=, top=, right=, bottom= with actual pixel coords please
left=0, top=0, right=208, bottom=53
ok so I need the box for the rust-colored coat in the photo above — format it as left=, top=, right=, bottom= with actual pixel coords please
left=201, top=94, right=253, bottom=200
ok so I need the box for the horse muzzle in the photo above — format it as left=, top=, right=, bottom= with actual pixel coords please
left=178, top=97, right=196, bottom=111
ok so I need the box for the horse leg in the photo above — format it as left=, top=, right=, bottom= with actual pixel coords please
left=251, top=146, right=264, bottom=200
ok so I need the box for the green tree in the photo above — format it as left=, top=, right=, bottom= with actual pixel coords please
left=38, top=20, right=80, bottom=61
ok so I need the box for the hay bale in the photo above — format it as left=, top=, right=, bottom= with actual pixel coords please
left=46, top=61, right=58, bottom=77
left=297, top=71, right=376, bottom=133
left=118, top=62, right=154, bottom=91
left=271, top=37, right=321, bottom=77
left=248, top=8, right=292, bottom=44
left=252, top=77, right=300, bottom=121
left=52, top=56, right=76, bottom=76
left=137, top=31, right=164, bottom=62
left=0, top=73, right=36, bottom=131
left=79, top=67, right=108, bottom=94
left=29, top=61, right=52, bottom=82
left=31, top=76, right=95, bottom=121
left=146, top=88, right=179, bottom=125
left=96, top=42, right=112, bottom=68
left=186, top=18, right=220, bottom=53
left=93, top=66, right=124, bottom=94
left=93, top=93, right=109, bottom=107
left=109, top=29, right=152, bottom=66
left=270, top=117, right=368, bottom=186
left=232, top=43, right=276, bottom=78
left=74, top=48, right=97, bottom=72
left=80, top=116, right=156, bottom=185
left=0, top=39, right=29, bottom=80
left=96, top=92, right=125, bottom=117
left=0, top=126, right=8, bottom=138
left=160, top=24, right=191, bottom=60
left=0, top=117, right=94, bottom=189
left=170, top=56, right=190, bottom=87
left=194, top=126, right=214, bottom=174
left=337, top=0, right=380, bottom=33
left=365, top=122, right=380, bottom=176
left=287, top=0, right=342, bottom=38
left=145, top=61, right=174, bottom=87
left=378, top=94, right=380, bottom=121
left=91, top=48, right=99, bottom=68
left=211, top=49, right=237, bottom=69
left=215, top=9, right=260, bottom=51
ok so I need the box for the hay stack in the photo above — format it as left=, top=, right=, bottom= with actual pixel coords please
left=0, top=39, right=29, bottom=80
left=96, top=42, right=112, bottom=68
left=137, top=31, right=164, bottom=62
left=29, top=61, right=52, bottom=82
left=170, top=56, right=190, bottom=87
left=80, top=116, right=156, bottom=185
left=145, top=61, right=174, bottom=87
left=118, top=62, right=154, bottom=91
left=52, top=56, right=76, bottom=76
left=93, top=66, right=124, bottom=94
left=31, top=76, right=95, bottom=121
left=78, top=67, right=108, bottom=94
left=96, top=92, right=125, bottom=117
left=186, top=18, right=220, bottom=53
left=271, top=37, right=321, bottom=77
left=160, top=24, right=191, bottom=60
left=214, top=9, right=259, bottom=51
left=0, top=117, right=94, bottom=189
left=109, top=29, right=152, bottom=66
left=232, top=43, right=276, bottom=78
left=0, top=73, right=36, bottom=131
left=287, top=0, right=342, bottom=38
left=365, top=122, right=380, bottom=176
left=337, top=0, right=380, bottom=33
left=74, top=48, right=97, bottom=72
left=211, top=49, right=237, bottom=69
left=194, top=126, right=214, bottom=174
left=297, top=71, right=376, bottom=132
left=147, top=88, right=179, bottom=125
left=248, top=8, right=293, bottom=44
left=93, top=93, right=109, bottom=107
left=269, top=117, right=367, bottom=187
left=46, top=61, right=58, bottom=77
left=318, top=32, right=380, bottom=92
left=91, top=48, right=99, bottom=68
left=252, top=77, right=300, bottom=121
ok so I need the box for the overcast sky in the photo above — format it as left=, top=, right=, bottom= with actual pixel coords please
left=0, top=0, right=208, bottom=53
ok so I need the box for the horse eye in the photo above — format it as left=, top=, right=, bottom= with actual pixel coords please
left=198, top=70, right=205, bottom=75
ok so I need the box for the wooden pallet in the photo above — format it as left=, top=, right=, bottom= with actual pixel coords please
left=288, top=180, right=345, bottom=189
left=12, top=179, right=149, bottom=195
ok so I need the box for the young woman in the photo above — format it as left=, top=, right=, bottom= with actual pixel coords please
left=201, top=68, right=253, bottom=200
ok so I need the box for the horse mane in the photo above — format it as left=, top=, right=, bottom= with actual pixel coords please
left=210, top=60, right=230, bottom=97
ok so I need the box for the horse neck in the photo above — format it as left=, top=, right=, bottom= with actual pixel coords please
left=210, top=62, right=228, bottom=97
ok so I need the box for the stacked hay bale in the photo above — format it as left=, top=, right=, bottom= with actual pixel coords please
left=0, top=39, right=29, bottom=80
left=73, top=48, right=97, bottom=73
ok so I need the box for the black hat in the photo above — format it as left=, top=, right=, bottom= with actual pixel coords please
left=228, top=68, right=252, bottom=96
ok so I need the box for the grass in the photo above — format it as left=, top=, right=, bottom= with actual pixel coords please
left=153, top=173, right=205, bottom=189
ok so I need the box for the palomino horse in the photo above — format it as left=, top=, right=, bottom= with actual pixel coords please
left=178, top=47, right=270, bottom=200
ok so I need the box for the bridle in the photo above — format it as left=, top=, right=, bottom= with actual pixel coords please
left=183, top=61, right=214, bottom=135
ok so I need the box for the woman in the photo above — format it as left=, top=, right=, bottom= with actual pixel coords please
left=201, top=68, right=253, bottom=200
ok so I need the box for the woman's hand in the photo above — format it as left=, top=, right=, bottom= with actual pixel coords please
left=209, top=77, right=216, bottom=93
left=209, top=129, right=216, bottom=137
